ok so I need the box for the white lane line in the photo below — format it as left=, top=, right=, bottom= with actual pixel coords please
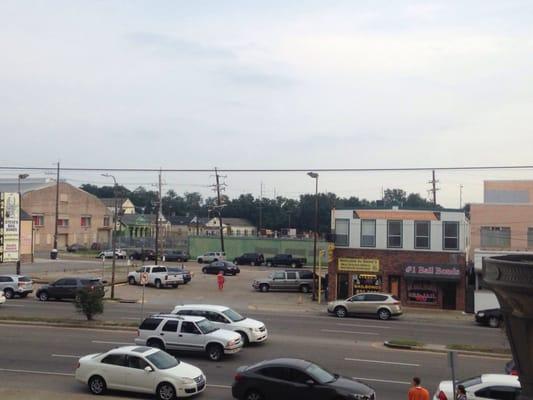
left=352, top=376, right=411, bottom=385
left=336, top=323, right=391, bottom=329
left=3, top=304, right=25, bottom=307
left=321, top=329, right=379, bottom=336
left=207, top=384, right=232, bottom=389
left=121, top=317, right=141, bottom=320
left=52, top=354, right=80, bottom=358
left=0, top=368, right=74, bottom=377
left=345, top=358, right=420, bottom=367
left=92, top=340, right=133, bottom=345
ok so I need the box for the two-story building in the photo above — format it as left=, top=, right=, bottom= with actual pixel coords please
left=329, top=207, right=469, bottom=310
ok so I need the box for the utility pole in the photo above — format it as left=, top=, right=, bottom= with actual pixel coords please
left=16, top=173, right=29, bottom=274
left=428, top=170, right=439, bottom=206
left=210, top=168, right=227, bottom=252
left=459, top=184, right=464, bottom=209
left=258, top=182, right=263, bottom=236
left=53, top=162, right=60, bottom=251
left=154, top=169, right=162, bottom=265
left=101, top=173, right=119, bottom=299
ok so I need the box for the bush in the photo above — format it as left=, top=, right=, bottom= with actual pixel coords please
left=75, top=289, right=104, bottom=320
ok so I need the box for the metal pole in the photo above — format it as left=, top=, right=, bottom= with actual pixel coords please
left=312, top=176, right=319, bottom=301
left=155, top=170, right=161, bottom=265
left=111, top=184, right=118, bottom=299
left=215, top=168, right=225, bottom=252
left=140, top=281, right=146, bottom=324
left=53, top=162, right=60, bottom=251
left=16, top=177, right=21, bottom=274
left=318, top=250, right=322, bottom=304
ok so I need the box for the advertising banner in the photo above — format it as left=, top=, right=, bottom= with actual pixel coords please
left=0, top=192, right=20, bottom=262
left=338, top=257, right=380, bottom=272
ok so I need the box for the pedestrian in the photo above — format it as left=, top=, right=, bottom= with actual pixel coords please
left=217, top=271, right=225, bottom=291
left=408, top=377, right=430, bottom=400
left=456, top=385, right=467, bottom=400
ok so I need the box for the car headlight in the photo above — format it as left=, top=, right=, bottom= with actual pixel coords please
left=227, top=339, right=237, bottom=347
left=177, top=377, right=195, bottom=385
left=253, top=327, right=262, bottom=333
left=353, top=394, right=372, bottom=400
left=477, top=312, right=485, bottom=317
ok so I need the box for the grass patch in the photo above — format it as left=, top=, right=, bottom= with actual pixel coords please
left=388, top=339, right=424, bottom=347
left=0, top=315, right=138, bottom=328
left=446, top=344, right=510, bottom=354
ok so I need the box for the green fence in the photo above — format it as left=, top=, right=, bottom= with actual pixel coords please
left=188, top=236, right=328, bottom=265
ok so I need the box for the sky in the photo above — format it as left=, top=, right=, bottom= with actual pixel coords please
left=1, top=0, right=533, bottom=207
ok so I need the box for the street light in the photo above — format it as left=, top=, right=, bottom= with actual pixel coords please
left=102, top=173, right=118, bottom=299
left=307, top=172, right=319, bottom=301
left=16, top=174, right=29, bottom=274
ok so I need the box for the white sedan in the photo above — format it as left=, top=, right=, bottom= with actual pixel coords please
left=434, top=374, right=520, bottom=400
left=76, top=346, right=206, bottom=399
left=0, top=291, right=5, bottom=305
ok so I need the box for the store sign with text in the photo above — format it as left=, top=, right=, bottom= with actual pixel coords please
left=338, top=258, right=380, bottom=272
left=0, top=192, right=20, bottom=262
left=404, top=264, right=461, bottom=281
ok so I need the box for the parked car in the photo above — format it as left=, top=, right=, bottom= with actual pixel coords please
left=202, top=261, right=240, bottom=276
left=233, top=253, right=264, bottom=266
left=127, top=265, right=183, bottom=288
left=167, top=266, right=192, bottom=284
left=163, top=250, right=190, bottom=262
left=265, top=254, right=306, bottom=268
left=172, top=304, right=268, bottom=345
left=327, top=293, right=402, bottom=320
left=135, top=313, right=243, bottom=361
left=0, top=291, right=5, bottom=305
left=96, top=249, right=127, bottom=259
left=252, top=270, right=314, bottom=293
left=505, top=360, right=518, bottom=376
left=433, top=374, right=520, bottom=400
left=75, top=345, right=206, bottom=398
left=129, top=249, right=156, bottom=261
left=36, top=277, right=104, bottom=301
left=197, top=252, right=226, bottom=263
left=232, top=358, right=376, bottom=400
left=475, top=308, right=503, bottom=328
left=66, top=243, right=88, bottom=252
left=0, top=274, right=33, bottom=299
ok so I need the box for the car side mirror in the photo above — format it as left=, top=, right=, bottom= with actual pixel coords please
left=305, top=379, right=315, bottom=386
left=144, top=366, right=153, bottom=373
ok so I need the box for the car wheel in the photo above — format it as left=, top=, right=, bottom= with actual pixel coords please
left=3, top=288, right=14, bottom=299
left=88, top=375, right=107, bottom=395
left=245, top=389, right=264, bottom=400
left=202, top=267, right=207, bottom=274
left=378, top=308, right=391, bottom=320
left=157, top=382, right=176, bottom=400
left=207, top=343, right=223, bottom=361
left=238, top=331, right=249, bottom=346
left=266, top=262, right=272, bottom=267
left=260, top=284, right=269, bottom=293
left=300, top=285, right=310, bottom=293
left=147, top=338, right=165, bottom=350
left=155, top=279, right=162, bottom=289
left=250, top=261, right=255, bottom=266
left=172, top=284, right=178, bottom=289
left=291, top=262, right=297, bottom=268
left=128, top=276, right=136, bottom=285
left=20, top=292, right=28, bottom=298
left=213, top=258, right=218, bottom=262
left=489, top=316, right=500, bottom=328
left=198, top=258, right=203, bottom=264
left=38, top=291, right=49, bottom=302
left=335, top=306, right=347, bottom=318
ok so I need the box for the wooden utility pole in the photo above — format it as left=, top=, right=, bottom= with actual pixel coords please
left=53, top=162, right=60, bottom=251
left=428, top=170, right=439, bottom=206
left=154, top=170, right=162, bottom=265
left=210, top=168, right=227, bottom=252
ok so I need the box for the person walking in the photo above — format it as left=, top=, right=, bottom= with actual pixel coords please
left=217, top=271, right=225, bottom=291
left=408, top=377, right=430, bottom=400
left=456, top=385, right=467, bottom=400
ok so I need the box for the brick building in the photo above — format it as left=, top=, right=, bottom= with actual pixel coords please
left=328, top=208, right=468, bottom=310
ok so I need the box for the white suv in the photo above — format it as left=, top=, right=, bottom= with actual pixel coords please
left=196, top=252, right=226, bottom=263
left=172, top=304, right=268, bottom=345
left=135, top=314, right=242, bottom=361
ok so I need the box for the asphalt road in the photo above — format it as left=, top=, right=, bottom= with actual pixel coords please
left=0, top=322, right=508, bottom=400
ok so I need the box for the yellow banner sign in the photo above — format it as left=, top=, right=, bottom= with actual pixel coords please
left=338, top=258, right=380, bottom=272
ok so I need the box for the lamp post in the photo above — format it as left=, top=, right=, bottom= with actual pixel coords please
left=16, top=174, right=29, bottom=274
left=102, top=173, right=118, bottom=299
left=307, top=172, right=319, bottom=301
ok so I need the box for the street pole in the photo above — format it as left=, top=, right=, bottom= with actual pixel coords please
left=154, top=170, right=162, bottom=265
left=215, top=168, right=225, bottom=252
left=102, top=174, right=118, bottom=299
left=53, top=162, right=60, bottom=251
left=16, top=174, right=28, bottom=275
left=318, top=250, right=323, bottom=304
left=308, top=172, right=319, bottom=301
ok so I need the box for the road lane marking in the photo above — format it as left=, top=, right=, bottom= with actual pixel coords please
left=0, top=368, right=74, bottom=377
left=345, top=358, right=420, bottom=367
left=321, top=329, right=379, bottom=336
left=3, top=304, right=25, bottom=307
left=92, top=340, right=133, bottom=345
left=52, top=354, right=80, bottom=358
left=352, top=376, right=411, bottom=385
left=336, top=323, right=390, bottom=329
left=121, top=317, right=141, bottom=320
left=207, top=384, right=232, bottom=389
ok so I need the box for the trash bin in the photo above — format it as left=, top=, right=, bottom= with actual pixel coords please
left=50, top=249, right=58, bottom=260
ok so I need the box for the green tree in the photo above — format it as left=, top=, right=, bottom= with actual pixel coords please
left=74, top=289, right=104, bottom=321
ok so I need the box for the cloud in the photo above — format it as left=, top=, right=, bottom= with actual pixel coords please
left=218, top=66, right=297, bottom=88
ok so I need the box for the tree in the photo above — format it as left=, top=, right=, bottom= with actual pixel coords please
left=74, top=289, right=104, bottom=321
left=383, top=189, right=407, bottom=206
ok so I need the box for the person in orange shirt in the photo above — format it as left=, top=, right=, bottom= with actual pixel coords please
left=408, top=377, right=430, bottom=400
left=217, top=271, right=225, bottom=291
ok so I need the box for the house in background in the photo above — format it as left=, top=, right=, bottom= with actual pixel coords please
left=101, top=198, right=136, bottom=215
left=188, top=216, right=210, bottom=236
left=204, top=217, right=256, bottom=237
left=118, top=213, right=171, bottom=245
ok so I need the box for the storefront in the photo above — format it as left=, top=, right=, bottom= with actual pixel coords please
left=335, top=257, right=382, bottom=298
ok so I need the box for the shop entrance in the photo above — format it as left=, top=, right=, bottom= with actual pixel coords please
left=441, top=283, right=457, bottom=310
left=389, top=276, right=401, bottom=298
left=337, top=273, right=349, bottom=299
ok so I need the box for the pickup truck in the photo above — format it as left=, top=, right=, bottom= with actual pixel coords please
left=127, top=265, right=184, bottom=289
left=265, top=254, right=307, bottom=268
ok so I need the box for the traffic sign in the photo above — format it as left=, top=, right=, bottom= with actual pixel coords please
left=140, top=272, right=149, bottom=285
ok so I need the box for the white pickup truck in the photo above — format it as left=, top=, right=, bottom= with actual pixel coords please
left=127, top=265, right=184, bottom=289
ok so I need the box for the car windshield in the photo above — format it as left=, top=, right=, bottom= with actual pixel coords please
left=146, top=350, right=179, bottom=370
left=222, top=309, right=246, bottom=322
left=306, top=363, right=336, bottom=384
left=18, top=276, right=31, bottom=282
left=197, top=319, right=219, bottom=334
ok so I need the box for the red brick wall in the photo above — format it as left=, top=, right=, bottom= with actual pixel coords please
left=327, top=248, right=466, bottom=310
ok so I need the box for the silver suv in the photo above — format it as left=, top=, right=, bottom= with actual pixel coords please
left=0, top=275, right=33, bottom=299
left=252, top=270, right=314, bottom=293
left=135, top=314, right=242, bottom=361
left=327, top=292, right=403, bottom=320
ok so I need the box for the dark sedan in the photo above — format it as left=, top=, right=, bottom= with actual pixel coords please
left=167, top=266, right=192, bottom=284
left=202, top=261, right=240, bottom=276
left=129, top=249, right=156, bottom=261
left=234, top=253, right=264, bottom=266
left=232, top=358, right=375, bottom=400
left=475, top=308, right=502, bottom=328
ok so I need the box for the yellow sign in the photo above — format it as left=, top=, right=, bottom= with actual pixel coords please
left=327, top=243, right=335, bottom=263
left=338, top=258, right=380, bottom=272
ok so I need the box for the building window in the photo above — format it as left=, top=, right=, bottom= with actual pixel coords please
left=334, top=219, right=350, bottom=246
left=103, top=216, right=110, bottom=227
left=529, top=228, right=533, bottom=249
left=360, top=219, right=376, bottom=247
left=480, top=227, right=511, bottom=248
left=387, top=220, right=402, bottom=248
left=57, top=218, right=69, bottom=227
left=414, top=221, right=430, bottom=249
left=443, top=221, right=459, bottom=250
left=81, top=216, right=92, bottom=227
left=32, top=215, right=44, bottom=227
left=407, top=281, right=438, bottom=304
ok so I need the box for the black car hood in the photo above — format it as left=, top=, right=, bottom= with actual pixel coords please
left=329, top=376, right=374, bottom=395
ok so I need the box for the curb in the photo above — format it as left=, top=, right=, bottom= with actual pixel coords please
left=0, top=319, right=137, bottom=331
left=383, top=341, right=511, bottom=359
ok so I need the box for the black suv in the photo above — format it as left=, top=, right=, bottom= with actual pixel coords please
left=36, top=277, right=105, bottom=301
left=233, top=253, right=264, bottom=266
left=129, top=249, right=156, bottom=261
left=163, top=250, right=189, bottom=262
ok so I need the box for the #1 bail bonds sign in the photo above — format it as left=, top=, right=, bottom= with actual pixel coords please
left=0, top=193, right=20, bottom=263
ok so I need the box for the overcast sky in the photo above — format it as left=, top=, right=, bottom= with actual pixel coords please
left=1, top=1, right=533, bottom=206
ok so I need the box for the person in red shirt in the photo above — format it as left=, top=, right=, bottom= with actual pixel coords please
left=408, top=377, right=430, bottom=400
left=217, top=271, right=225, bottom=291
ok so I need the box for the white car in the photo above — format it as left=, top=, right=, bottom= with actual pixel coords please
left=434, top=374, right=520, bottom=400
left=97, top=249, right=127, bottom=259
left=172, top=304, right=268, bottom=345
left=0, top=291, right=6, bottom=305
left=128, top=265, right=184, bottom=288
left=75, top=346, right=206, bottom=399
left=196, top=252, right=226, bottom=263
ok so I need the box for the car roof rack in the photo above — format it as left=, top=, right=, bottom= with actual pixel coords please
left=149, top=313, right=185, bottom=319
